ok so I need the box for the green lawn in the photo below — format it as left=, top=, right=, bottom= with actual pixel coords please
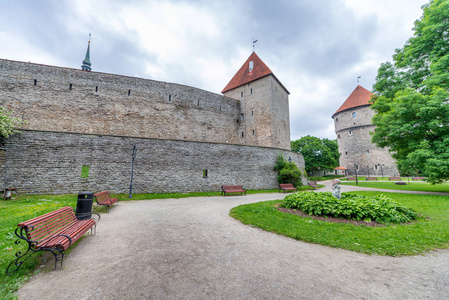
left=340, top=181, right=449, bottom=193
left=230, top=191, right=449, bottom=256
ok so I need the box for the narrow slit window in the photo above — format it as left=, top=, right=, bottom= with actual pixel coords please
left=198, top=100, right=200, bottom=106
left=203, top=169, right=208, bottom=178
left=241, top=113, right=244, bottom=120
left=128, top=90, right=131, bottom=96
left=69, top=83, right=73, bottom=90
left=34, top=79, right=37, bottom=86
left=95, top=86, right=98, bottom=92
left=241, top=132, right=244, bottom=138
left=241, top=91, right=243, bottom=97
left=169, top=95, right=172, bottom=102
left=252, top=130, right=255, bottom=136
left=352, top=112, right=357, bottom=118
left=250, top=88, right=253, bottom=94
left=251, top=110, right=254, bottom=116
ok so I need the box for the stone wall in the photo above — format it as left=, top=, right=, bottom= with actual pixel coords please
left=1, top=130, right=305, bottom=194
left=223, top=75, right=290, bottom=150
left=0, top=59, right=241, bottom=145
left=335, top=106, right=399, bottom=176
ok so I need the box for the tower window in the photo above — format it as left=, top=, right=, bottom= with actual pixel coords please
left=169, top=94, right=172, bottom=102
left=241, top=91, right=243, bottom=97
left=203, top=169, right=208, bottom=178
left=198, top=100, right=200, bottom=106
left=69, top=83, right=73, bottom=90
left=34, top=79, right=37, bottom=86
left=250, top=88, right=253, bottom=94
left=337, top=134, right=340, bottom=139
left=352, top=112, right=357, bottom=118
left=95, top=86, right=98, bottom=92
left=241, top=113, right=244, bottom=120
left=345, top=152, right=348, bottom=155
left=249, top=60, right=254, bottom=73
left=367, top=150, right=370, bottom=154
left=349, top=131, right=353, bottom=135
left=241, top=132, right=244, bottom=138
left=252, top=130, right=255, bottom=136
left=251, top=110, right=254, bottom=116
left=128, top=90, right=131, bottom=96
left=335, top=118, right=338, bottom=122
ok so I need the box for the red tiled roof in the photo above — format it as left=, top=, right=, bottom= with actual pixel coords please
left=335, top=166, right=347, bottom=170
left=332, top=85, right=374, bottom=117
left=222, top=52, right=273, bottom=93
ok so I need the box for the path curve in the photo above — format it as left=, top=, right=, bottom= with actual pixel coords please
left=18, top=192, right=449, bottom=299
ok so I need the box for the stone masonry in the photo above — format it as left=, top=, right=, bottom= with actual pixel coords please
left=1, top=130, right=305, bottom=194
left=0, top=57, right=305, bottom=193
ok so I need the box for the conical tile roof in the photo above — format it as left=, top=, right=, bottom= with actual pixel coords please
left=333, top=85, right=374, bottom=117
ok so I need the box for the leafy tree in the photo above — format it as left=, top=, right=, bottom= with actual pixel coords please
left=273, top=154, right=303, bottom=187
left=0, top=106, right=24, bottom=138
left=291, top=135, right=339, bottom=174
left=371, top=0, right=449, bottom=184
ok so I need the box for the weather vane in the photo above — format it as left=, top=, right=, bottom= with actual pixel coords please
left=357, top=73, right=361, bottom=84
left=253, top=39, right=258, bottom=52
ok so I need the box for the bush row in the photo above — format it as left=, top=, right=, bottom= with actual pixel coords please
left=280, top=192, right=418, bottom=224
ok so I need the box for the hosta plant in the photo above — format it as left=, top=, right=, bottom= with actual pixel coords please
left=280, top=192, right=418, bottom=224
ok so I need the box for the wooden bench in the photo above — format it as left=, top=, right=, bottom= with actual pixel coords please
left=221, top=185, right=246, bottom=196
left=389, top=177, right=402, bottom=181
left=366, top=177, right=378, bottom=181
left=412, top=177, right=426, bottom=181
left=279, top=183, right=297, bottom=193
left=6, top=206, right=100, bottom=275
left=94, top=191, right=119, bottom=212
left=346, top=177, right=356, bottom=181
left=308, top=181, right=319, bottom=189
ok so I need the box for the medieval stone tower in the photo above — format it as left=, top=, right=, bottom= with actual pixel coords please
left=332, top=85, right=398, bottom=176
left=222, top=52, right=291, bottom=150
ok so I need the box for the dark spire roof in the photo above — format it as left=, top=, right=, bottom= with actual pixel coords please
left=81, top=35, right=92, bottom=71
left=332, top=85, right=374, bottom=117
left=222, top=52, right=289, bottom=94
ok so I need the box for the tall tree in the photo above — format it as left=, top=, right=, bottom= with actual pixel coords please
left=291, top=135, right=339, bottom=174
left=0, top=106, right=24, bottom=138
left=371, top=0, right=449, bottom=183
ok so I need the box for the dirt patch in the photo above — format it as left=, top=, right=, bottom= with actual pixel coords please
left=276, top=206, right=385, bottom=227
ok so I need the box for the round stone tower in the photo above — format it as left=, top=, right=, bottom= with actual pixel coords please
left=332, top=85, right=398, bottom=177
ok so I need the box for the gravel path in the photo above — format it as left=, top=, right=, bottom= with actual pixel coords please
left=18, top=190, right=449, bottom=299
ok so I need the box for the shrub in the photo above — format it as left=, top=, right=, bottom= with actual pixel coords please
left=273, top=154, right=302, bottom=187
left=280, top=192, right=418, bottom=224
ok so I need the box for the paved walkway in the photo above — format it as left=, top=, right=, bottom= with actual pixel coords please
left=317, top=179, right=449, bottom=195
left=18, top=189, right=449, bottom=299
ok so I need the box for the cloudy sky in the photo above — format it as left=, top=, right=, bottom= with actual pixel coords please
left=0, top=0, right=427, bottom=141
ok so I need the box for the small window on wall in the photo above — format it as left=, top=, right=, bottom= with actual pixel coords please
left=252, top=130, right=255, bottom=136
left=335, top=118, right=338, bottom=122
left=337, top=134, right=340, bottom=139
left=241, top=91, right=243, bottom=97
left=241, top=132, right=244, bottom=138
left=250, top=88, right=253, bottom=94
left=349, top=131, right=353, bottom=135
left=203, top=169, right=208, bottom=178
left=352, top=112, right=357, bottom=118
left=345, top=152, right=348, bottom=155
left=251, top=110, right=254, bottom=116
left=374, top=165, right=378, bottom=170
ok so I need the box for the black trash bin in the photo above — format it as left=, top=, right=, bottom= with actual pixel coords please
left=76, top=191, right=94, bottom=220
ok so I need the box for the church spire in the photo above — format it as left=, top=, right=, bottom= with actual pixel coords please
left=81, top=33, right=92, bottom=71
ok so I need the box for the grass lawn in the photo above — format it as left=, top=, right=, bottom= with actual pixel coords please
left=230, top=191, right=449, bottom=256
left=0, top=187, right=311, bottom=299
left=340, top=181, right=449, bottom=193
